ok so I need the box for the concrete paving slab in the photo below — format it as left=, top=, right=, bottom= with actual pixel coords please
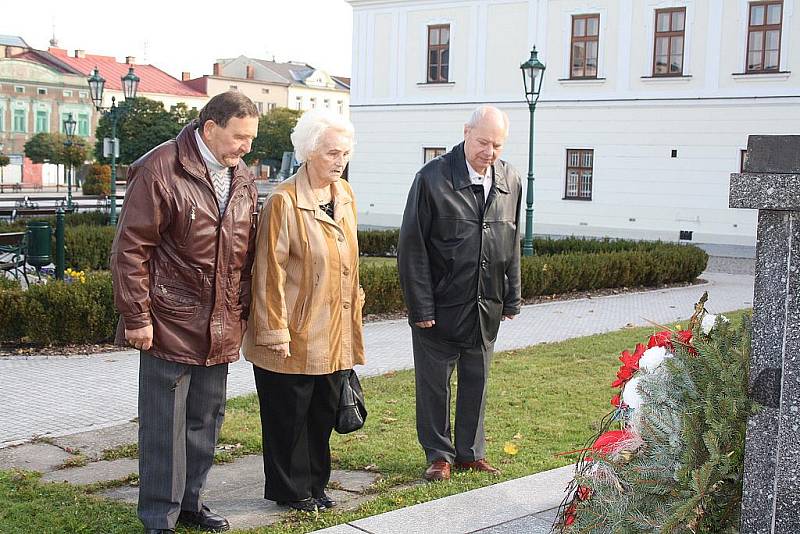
left=311, top=525, right=369, bottom=534
left=100, top=454, right=380, bottom=531
left=473, top=514, right=553, bottom=534
left=41, top=458, right=138, bottom=485
left=0, top=442, right=72, bottom=472
left=349, top=466, right=573, bottom=534
left=51, top=422, right=138, bottom=461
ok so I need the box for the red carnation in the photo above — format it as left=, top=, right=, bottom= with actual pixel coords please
left=576, top=485, right=592, bottom=501
left=592, top=429, right=631, bottom=455
left=611, top=365, right=635, bottom=388
left=611, top=394, right=621, bottom=407
left=648, top=330, right=672, bottom=349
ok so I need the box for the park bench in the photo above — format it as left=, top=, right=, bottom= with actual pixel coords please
left=0, top=231, right=29, bottom=284
left=11, top=182, right=43, bottom=192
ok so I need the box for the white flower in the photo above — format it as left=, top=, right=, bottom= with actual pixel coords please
left=701, top=313, right=729, bottom=335
left=639, top=346, right=672, bottom=372
left=622, top=375, right=644, bottom=410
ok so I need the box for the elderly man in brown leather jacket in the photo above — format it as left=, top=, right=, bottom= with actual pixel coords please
left=110, top=91, right=259, bottom=534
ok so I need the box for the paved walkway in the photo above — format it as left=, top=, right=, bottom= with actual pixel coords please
left=0, top=271, right=753, bottom=447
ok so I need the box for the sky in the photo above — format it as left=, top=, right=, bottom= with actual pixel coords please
left=7, top=0, right=354, bottom=79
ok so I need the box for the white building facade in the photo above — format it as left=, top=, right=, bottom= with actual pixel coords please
left=346, top=0, right=800, bottom=245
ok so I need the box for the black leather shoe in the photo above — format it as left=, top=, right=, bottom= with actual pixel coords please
left=177, top=505, right=230, bottom=531
left=277, top=498, right=318, bottom=512
left=144, top=530, right=175, bottom=533
left=314, top=493, right=337, bottom=510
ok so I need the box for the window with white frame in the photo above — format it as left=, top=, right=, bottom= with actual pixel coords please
left=565, top=149, right=593, bottom=200
left=35, top=110, right=48, bottom=133
left=78, top=113, right=90, bottom=137
left=423, top=147, right=446, bottom=163
left=653, top=7, right=686, bottom=76
left=427, top=24, right=450, bottom=83
left=571, top=14, right=600, bottom=79
left=746, top=1, right=783, bottom=72
left=13, top=109, right=26, bottom=132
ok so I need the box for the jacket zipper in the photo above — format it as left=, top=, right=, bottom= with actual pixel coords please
left=180, top=204, right=196, bottom=247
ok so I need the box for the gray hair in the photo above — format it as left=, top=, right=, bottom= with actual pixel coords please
left=465, top=106, right=510, bottom=134
left=291, top=110, right=355, bottom=163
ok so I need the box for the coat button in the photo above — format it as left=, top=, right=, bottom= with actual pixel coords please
left=483, top=223, right=489, bottom=229
left=343, top=302, right=351, bottom=309
left=481, top=260, right=488, bottom=267
left=338, top=236, right=345, bottom=242
left=343, top=268, right=350, bottom=276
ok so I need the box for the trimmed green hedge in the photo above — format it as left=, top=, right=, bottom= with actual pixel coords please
left=360, top=243, right=707, bottom=315
left=0, top=240, right=707, bottom=345
left=0, top=272, right=116, bottom=345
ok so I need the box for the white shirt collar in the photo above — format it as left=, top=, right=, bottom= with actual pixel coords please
left=465, top=159, right=492, bottom=199
left=194, top=128, right=227, bottom=174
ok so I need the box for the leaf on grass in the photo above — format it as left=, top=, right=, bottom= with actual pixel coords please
left=382, top=417, right=398, bottom=424
left=504, top=442, right=519, bottom=455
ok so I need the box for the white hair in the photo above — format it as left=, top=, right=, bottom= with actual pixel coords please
left=465, top=105, right=510, bottom=134
left=290, top=110, right=355, bottom=163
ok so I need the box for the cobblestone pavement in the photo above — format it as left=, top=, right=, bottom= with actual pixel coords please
left=0, top=271, right=753, bottom=447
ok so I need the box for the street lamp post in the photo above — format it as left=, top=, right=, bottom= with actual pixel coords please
left=63, top=113, right=77, bottom=209
left=519, top=46, right=546, bottom=256
left=87, top=66, right=140, bottom=225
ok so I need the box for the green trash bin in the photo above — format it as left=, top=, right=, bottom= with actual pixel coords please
left=26, top=221, right=52, bottom=268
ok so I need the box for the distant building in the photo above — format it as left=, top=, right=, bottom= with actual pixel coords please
left=188, top=56, right=350, bottom=117
left=0, top=38, right=208, bottom=187
left=345, top=0, right=800, bottom=246
left=0, top=36, right=96, bottom=186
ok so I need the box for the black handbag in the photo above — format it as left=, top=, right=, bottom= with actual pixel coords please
left=335, top=369, right=367, bottom=434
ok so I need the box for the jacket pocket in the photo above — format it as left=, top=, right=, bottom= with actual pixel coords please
left=291, top=297, right=309, bottom=332
left=152, top=283, right=198, bottom=319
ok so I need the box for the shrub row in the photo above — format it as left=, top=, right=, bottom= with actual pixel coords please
left=0, top=210, right=109, bottom=233
left=0, top=272, right=116, bottom=345
left=0, top=242, right=705, bottom=345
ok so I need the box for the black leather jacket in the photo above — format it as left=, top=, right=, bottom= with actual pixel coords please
left=398, top=142, right=522, bottom=348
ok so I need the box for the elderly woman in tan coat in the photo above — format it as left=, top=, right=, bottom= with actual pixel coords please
left=243, top=110, right=365, bottom=513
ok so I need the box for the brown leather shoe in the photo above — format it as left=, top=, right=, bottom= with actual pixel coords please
left=454, top=458, right=501, bottom=475
left=424, top=459, right=451, bottom=481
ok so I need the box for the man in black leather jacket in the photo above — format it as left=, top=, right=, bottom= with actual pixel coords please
left=398, top=106, right=522, bottom=482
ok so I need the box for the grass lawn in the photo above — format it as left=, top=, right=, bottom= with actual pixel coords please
left=359, top=256, right=396, bottom=267
left=0, top=310, right=748, bottom=533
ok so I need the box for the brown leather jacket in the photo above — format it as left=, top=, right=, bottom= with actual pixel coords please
left=111, top=121, right=258, bottom=366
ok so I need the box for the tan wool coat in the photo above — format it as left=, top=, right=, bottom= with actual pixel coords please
left=243, top=165, right=366, bottom=375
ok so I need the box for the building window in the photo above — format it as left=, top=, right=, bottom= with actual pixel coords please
left=268, top=103, right=276, bottom=111
left=229, top=85, right=238, bottom=91
left=37, top=87, right=47, bottom=95
left=79, top=91, right=88, bottom=98
left=747, top=1, right=783, bottom=72
left=653, top=7, right=686, bottom=76
left=423, top=147, right=446, bottom=163
left=13, top=109, right=26, bottom=132
left=15, top=86, right=24, bottom=93
left=310, top=97, right=317, bottom=109
left=256, top=101, right=264, bottom=113
left=35, top=110, right=48, bottom=133
left=571, top=14, right=600, bottom=79
left=337, top=100, right=344, bottom=114
left=296, top=96, right=303, bottom=110
left=427, top=24, right=450, bottom=83
left=565, top=149, right=593, bottom=200
left=78, top=113, right=90, bottom=137
left=262, top=88, right=270, bottom=94
left=63, top=90, right=73, bottom=97
left=324, top=99, right=330, bottom=108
